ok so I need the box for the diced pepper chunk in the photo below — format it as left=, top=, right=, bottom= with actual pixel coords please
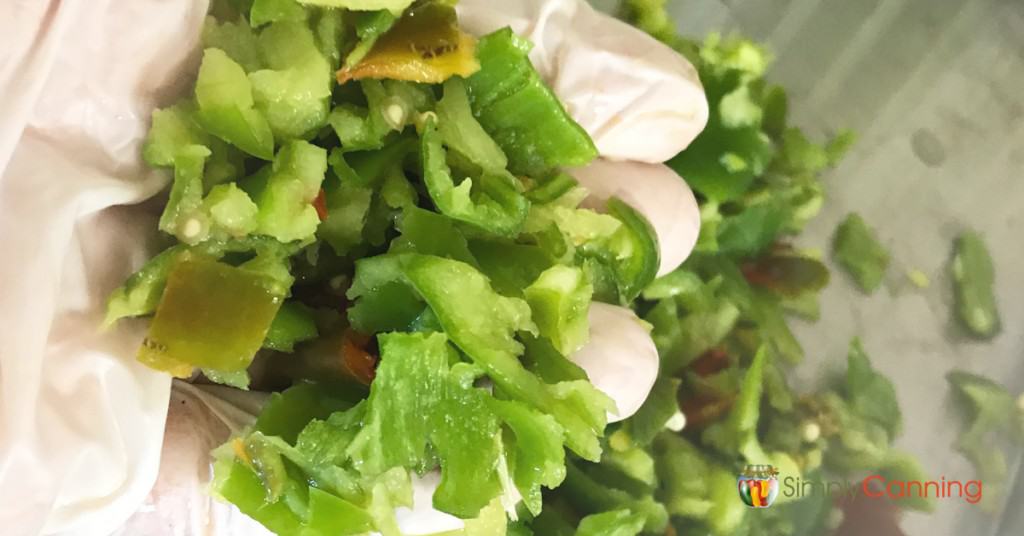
left=139, top=255, right=284, bottom=377
left=466, top=28, right=597, bottom=175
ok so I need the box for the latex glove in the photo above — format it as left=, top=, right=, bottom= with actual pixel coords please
left=0, top=2, right=207, bottom=535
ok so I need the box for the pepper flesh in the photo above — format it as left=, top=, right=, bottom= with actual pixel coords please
left=951, top=231, right=1001, bottom=338
left=337, top=2, right=479, bottom=84
left=138, top=255, right=284, bottom=377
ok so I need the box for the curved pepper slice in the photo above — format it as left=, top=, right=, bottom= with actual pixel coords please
left=465, top=28, right=597, bottom=176
left=138, top=254, right=285, bottom=377
left=604, top=197, right=661, bottom=302
left=195, top=48, right=275, bottom=160
left=337, top=2, right=479, bottom=84
left=420, top=117, right=529, bottom=236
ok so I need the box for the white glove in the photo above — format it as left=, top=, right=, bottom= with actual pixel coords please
left=0, top=2, right=207, bottom=536
left=0, top=0, right=706, bottom=535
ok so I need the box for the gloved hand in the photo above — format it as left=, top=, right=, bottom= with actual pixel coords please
left=0, top=1, right=707, bottom=535
left=126, top=2, right=709, bottom=534
left=0, top=2, right=207, bottom=535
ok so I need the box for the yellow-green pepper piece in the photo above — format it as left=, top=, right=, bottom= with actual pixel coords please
left=138, top=254, right=284, bottom=377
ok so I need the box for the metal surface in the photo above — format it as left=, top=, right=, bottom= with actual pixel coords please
left=657, top=0, right=1024, bottom=533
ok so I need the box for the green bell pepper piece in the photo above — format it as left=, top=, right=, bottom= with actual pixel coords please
left=264, top=300, right=319, bottom=352
left=143, top=102, right=209, bottom=169
left=104, top=245, right=188, bottom=328
left=305, top=487, right=376, bottom=535
left=420, top=117, right=529, bottom=236
left=521, top=335, right=588, bottom=384
left=250, top=0, right=307, bottom=28
left=329, top=81, right=432, bottom=153
left=201, top=368, right=251, bottom=390
left=347, top=255, right=424, bottom=334
left=311, top=8, right=348, bottom=71
left=833, top=212, right=890, bottom=293
left=603, top=197, right=660, bottom=302
left=705, top=464, right=747, bottom=536
left=104, top=237, right=298, bottom=329
left=344, top=10, right=398, bottom=67
left=194, top=48, right=275, bottom=160
left=390, top=206, right=477, bottom=266
left=466, top=29, right=598, bottom=176
left=951, top=230, right=1001, bottom=338
left=468, top=239, right=553, bottom=297
left=701, top=346, right=769, bottom=463
left=158, top=145, right=211, bottom=245
left=347, top=331, right=452, bottom=475
left=138, top=254, right=285, bottom=377
left=524, top=265, right=592, bottom=356
left=436, top=78, right=508, bottom=174
left=244, top=140, right=328, bottom=243
left=255, top=382, right=356, bottom=442
left=400, top=254, right=611, bottom=461
left=203, top=183, right=260, bottom=238
left=250, top=21, right=333, bottom=141
left=525, top=172, right=581, bottom=204
left=561, top=460, right=668, bottom=533
left=486, top=398, right=566, bottom=516
left=212, top=458, right=305, bottom=535
left=430, top=363, right=504, bottom=519
left=624, top=377, right=681, bottom=447
left=319, top=178, right=373, bottom=256
left=575, top=510, right=646, bottom=536
left=202, top=15, right=263, bottom=72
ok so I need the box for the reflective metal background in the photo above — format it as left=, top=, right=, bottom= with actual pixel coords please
left=600, top=0, right=1024, bottom=533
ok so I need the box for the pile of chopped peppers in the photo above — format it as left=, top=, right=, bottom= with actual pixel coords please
left=106, top=0, right=657, bottom=533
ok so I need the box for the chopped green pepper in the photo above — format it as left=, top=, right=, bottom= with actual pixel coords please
left=250, top=21, right=333, bottom=141
left=194, top=48, right=275, bottom=160
left=337, top=2, right=478, bottom=83
left=390, top=206, right=477, bottom=265
left=104, top=245, right=188, bottom=328
left=138, top=254, right=284, bottom=377
left=951, top=230, right=1001, bottom=338
left=264, top=300, right=319, bottom=352
left=436, top=78, right=508, bottom=173
left=524, top=265, right=593, bottom=356
left=466, top=28, right=598, bottom=176
left=420, top=117, right=529, bottom=236
left=244, top=140, right=328, bottom=243
left=833, top=213, right=890, bottom=293
left=158, top=146, right=211, bottom=245
left=466, top=29, right=598, bottom=176
left=603, top=198, right=660, bottom=302
left=250, top=0, right=307, bottom=28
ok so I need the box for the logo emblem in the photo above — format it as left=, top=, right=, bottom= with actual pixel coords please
left=738, top=464, right=779, bottom=508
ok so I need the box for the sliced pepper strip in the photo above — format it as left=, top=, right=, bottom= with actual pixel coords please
left=337, top=3, right=479, bottom=84
left=420, top=117, right=529, bottom=236
left=138, top=254, right=285, bottom=377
